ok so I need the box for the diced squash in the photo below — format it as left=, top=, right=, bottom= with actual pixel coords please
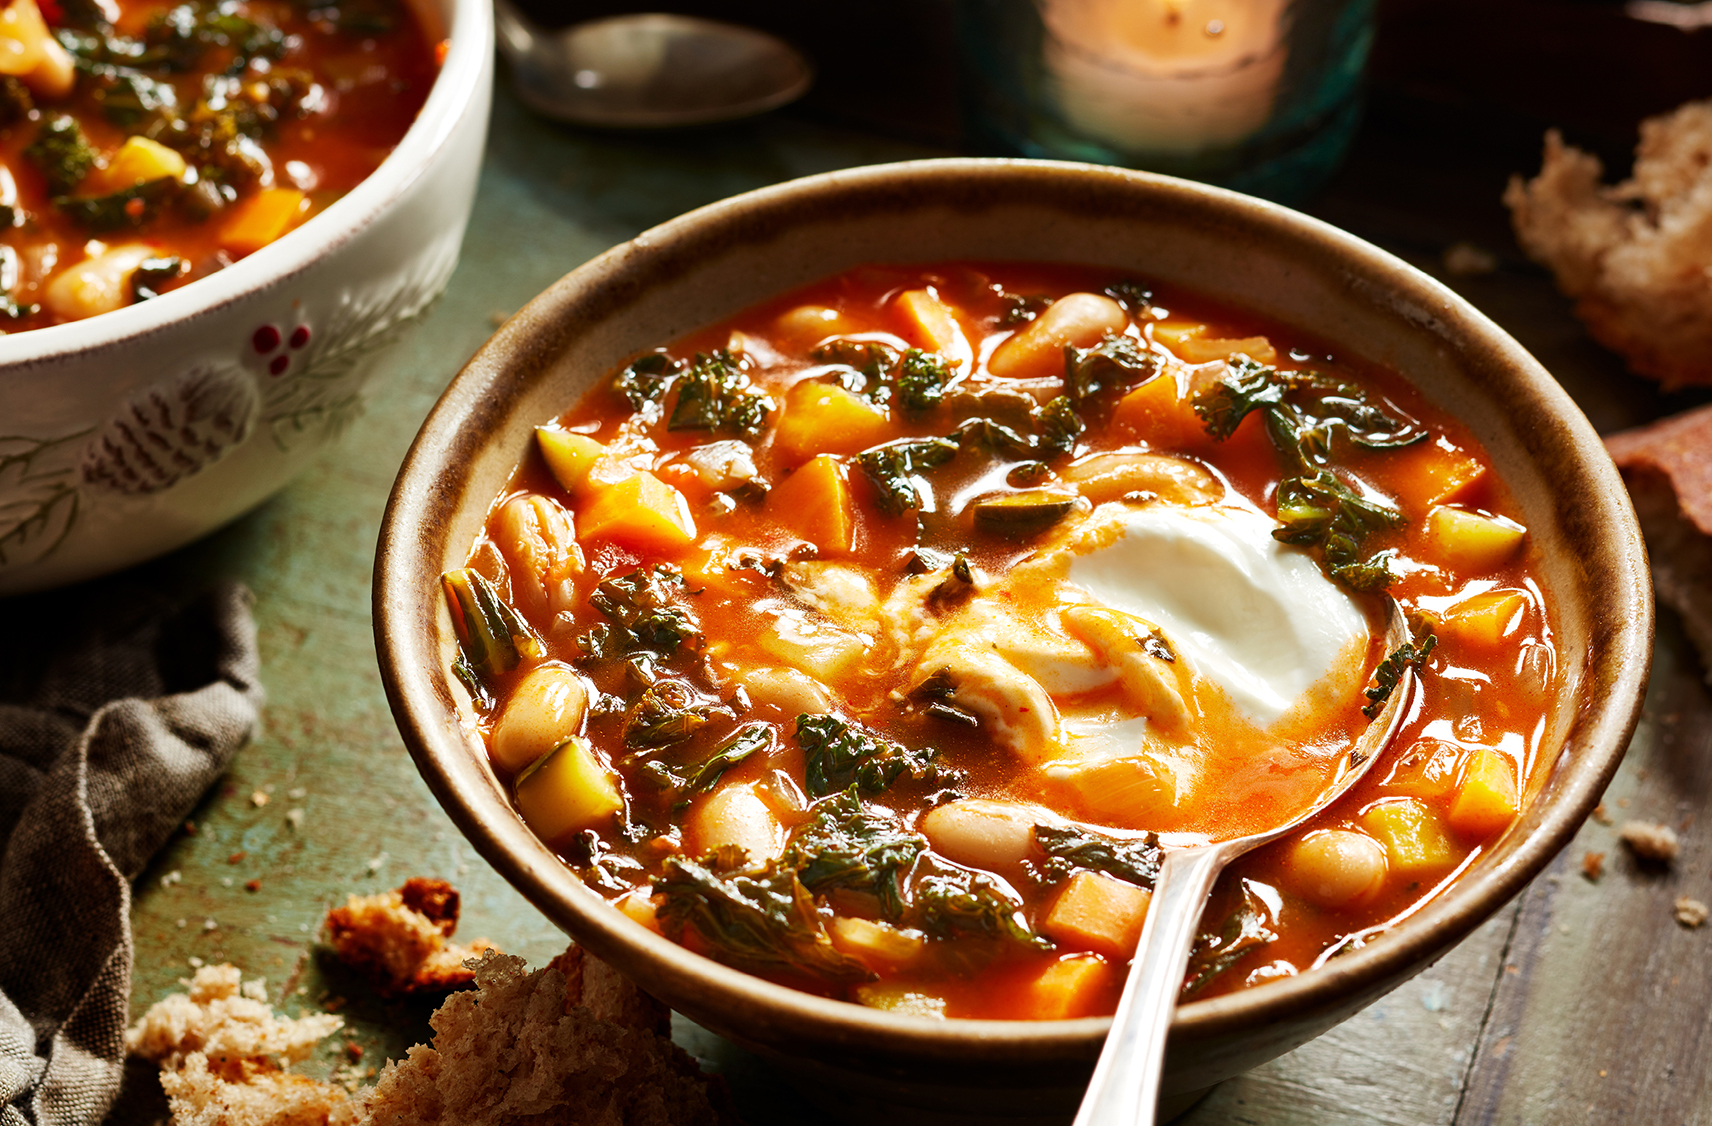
left=81, top=136, right=186, bottom=196
left=514, top=735, right=623, bottom=842
left=1379, top=738, right=1463, bottom=801
left=1360, top=798, right=1456, bottom=873
left=615, top=889, right=662, bottom=932
left=772, top=381, right=892, bottom=462
left=1438, top=589, right=1528, bottom=650
left=686, top=782, right=785, bottom=863
left=767, top=454, right=855, bottom=553
left=1173, top=331, right=1276, bottom=365
left=0, top=0, right=73, bottom=97
left=1426, top=506, right=1528, bottom=574
left=1040, top=870, right=1152, bottom=960
left=987, top=292, right=1127, bottom=381
left=831, top=917, right=926, bottom=968
left=535, top=428, right=606, bottom=496
left=1447, top=747, right=1519, bottom=839
left=853, top=983, right=948, bottom=1018
left=576, top=471, right=697, bottom=553
left=893, top=287, right=970, bottom=365
left=772, top=303, right=857, bottom=349
left=1026, top=954, right=1119, bottom=1020
left=1048, top=751, right=1181, bottom=827
left=1112, top=372, right=1207, bottom=449
left=219, top=187, right=308, bottom=256
left=1383, top=438, right=1486, bottom=513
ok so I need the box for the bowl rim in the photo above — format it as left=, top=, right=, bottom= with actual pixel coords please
left=375, top=157, right=1652, bottom=1062
left=0, top=0, right=492, bottom=369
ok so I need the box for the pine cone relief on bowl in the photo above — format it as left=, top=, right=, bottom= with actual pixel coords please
left=81, top=366, right=259, bottom=495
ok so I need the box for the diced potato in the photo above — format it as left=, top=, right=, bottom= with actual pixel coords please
left=1360, top=798, right=1456, bottom=873
left=771, top=381, right=892, bottom=462
left=1383, top=438, right=1485, bottom=513
left=615, top=889, right=662, bottom=932
left=42, top=244, right=156, bottom=320
left=831, top=917, right=926, bottom=968
left=219, top=187, right=308, bottom=256
left=514, top=735, right=623, bottom=843
left=1447, top=747, right=1519, bottom=840
left=853, top=983, right=948, bottom=1018
left=1112, top=372, right=1207, bottom=449
left=81, top=136, right=187, bottom=196
left=576, top=471, right=697, bottom=553
left=920, top=799, right=1047, bottom=870
left=766, top=453, right=855, bottom=553
left=1062, top=451, right=1221, bottom=506
left=1437, top=589, right=1528, bottom=650
left=1026, top=954, right=1119, bottom=1020
left=535, top=428, right=606, bottom=496
left=756, top=609, right=869, bottom=683
left=686, top=782, right=785, bottom=863
left=1040, top=870, right=1152, bottom=960
left=0, top=0, right=73, bottom=97
left=1286, top=829, right=1388, bottom=908
left=490, top=662, right=589, bottom=773
left=893, top=287, right=969, bottom=363
left=987, top=293, right=1127, bottom=381
left=772, top=303, right=857, bottom=349
left=1426, top=506, right=1527, bottom=574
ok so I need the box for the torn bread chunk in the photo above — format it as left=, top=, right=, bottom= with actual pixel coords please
left=1619, top=820, right=1682, bottom=864
left=1505, top=100, right=1712, bottom=387
left=126, top=964, right=353, bottom=1126
left=324, top=877, right=496, bottom=994
left=1675, top=896, right=1709, bottom=929
left=1607, top=405, right=1712, bottom=680
left=353, top=946, right=741, bottom=1126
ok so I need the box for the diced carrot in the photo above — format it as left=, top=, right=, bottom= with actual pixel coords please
left=1383, top=438, right=1486, bottom=514
left=1112, top=371, right=1207, bottom=450
left=576, top=471, right=696, bottom=553
left=1447, top=747, right=1520, bottom=839
left=219, top=187, right=308, bottom=256
left=893, top=287, right=970, bottom=367
left=615, top=889, right=662, bottom=933
left=1026, top=954, right=1119, bottom=1020
left=771, top=381, right=892, bottom=462
left=766, top=454, right=854, bottom=554
left=1039, top=870, right=1152, bottom=961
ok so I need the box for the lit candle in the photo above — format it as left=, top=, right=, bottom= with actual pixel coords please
left=1038, top=0, right=1289, bottom=156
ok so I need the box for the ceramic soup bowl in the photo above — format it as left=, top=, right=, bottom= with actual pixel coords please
left=0, top=0, right=492, bottom=596
left=375, top=159, right=1651, bottom=1120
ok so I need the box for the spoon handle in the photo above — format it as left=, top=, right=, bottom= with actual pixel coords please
left=1073, top=844, right=1233, bottom=1126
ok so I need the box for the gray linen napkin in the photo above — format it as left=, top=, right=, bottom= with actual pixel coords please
left=0, top=581, right=262, bottom=1126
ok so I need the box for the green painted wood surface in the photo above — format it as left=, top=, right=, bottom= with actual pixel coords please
left=103, top=72, right=1706, bottom=1126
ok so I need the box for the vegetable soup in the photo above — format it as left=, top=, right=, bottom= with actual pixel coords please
left=445, top=263, right=1556, bottom=1020
left=0, top=0, right=437, bottom=330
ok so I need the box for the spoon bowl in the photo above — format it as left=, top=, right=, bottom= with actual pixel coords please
left=493, top=1, right=813, bottom=128
left=1075, top=600, right=1422, bottom=1126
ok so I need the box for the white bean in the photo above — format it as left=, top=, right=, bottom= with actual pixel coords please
left=494, top=493, right=583, bottom=620
left=42, top=245, right=155, bottom=321
left=687, top=782, right=785, bottom=863
left=1287, top=829, right=1387, bottom=908
left=987, top=293, right=1128, bottom=381
left=1064, top=452, right=1221, bottom=506
left=736, top=665, right=833, bottom=720
left=490, top=662, right=589, bottom=773
left=921, top=799, right=1056, bottom=870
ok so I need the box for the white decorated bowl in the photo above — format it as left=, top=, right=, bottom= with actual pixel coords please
left=0, top=0, right=492, bottom=595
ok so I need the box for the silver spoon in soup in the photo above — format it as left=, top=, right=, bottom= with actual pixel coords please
left=1073, top=599, right=1423, bottom=1126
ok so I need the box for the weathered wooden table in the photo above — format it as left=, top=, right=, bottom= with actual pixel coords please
left=101, top=44, right=1712, bottom=1125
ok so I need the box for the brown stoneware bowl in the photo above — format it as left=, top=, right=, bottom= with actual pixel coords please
left=374, top=159, right=1652, bottom=1121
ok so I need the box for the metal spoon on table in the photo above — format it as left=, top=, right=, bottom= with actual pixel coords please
left=493, top=0, right=814, bottom=128
left=1075, top=601, right=1422, bottom=1126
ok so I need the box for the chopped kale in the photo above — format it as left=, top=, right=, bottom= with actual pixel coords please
left=1030, top=825, right=1163, bottom=889
left=1193, top=358, right=1424, bottom=466
left=672, top=723, right=774, bottom=807
left=998, top=290, right=1052, bottom=326
left=622, top=679, right=728, bottom=749
left=896, top=348, right=954, bottom=412
left=582, top=565, right=701, bottom=658
left=1363, top=631, right=1437, bottom=719
left=853, top=437, right=959, bottom=517
left=1005, top=461, right=1053, bottom=487
left=441, top=568, right=543, bottom=703
left=0, top=247, right=37, bottom=321
left=668, top=350, right=771, bottom=435
left=130, top=255, right=184, bottom=302
left=1034, top=395, right=1084, bottom=458
left=813, top=338, right=899, bottom=382
left=1102, top=279, right=1154, bottom=313
left=952, top=416, right=1034, bottom=458
left=909, top=868, right=1051, bottom=948
left=794, top=713, right=937, bottom=798
left=654, top=851, right=873, bottom=981
left=0, top=76, right=34, bottom=126
left=784, top=787, right=926, bottom=919
left=88, top=66, right=180, bottom=127
left=138, top=2, right=288, bottom=73
left=1180, top=881, right=1279, bottom=999
left=55, top=178, right=179, bottom=232
left=1274, top=470, right=1406, bottom=592
left=1192, top=359, right=1291, bottom=442
left=1063, top=333, right=1159, bottom=402
left=26, top=117, right=98, bottom=196
left=613, top=350, right=677, bottom=410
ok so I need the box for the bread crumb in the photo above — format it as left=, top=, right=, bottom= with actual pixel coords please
left=1675, top=896, right=1709, bottom=928
left=1592, top=803, right=1612, bottom=825
left=1620, top=820, right=1682, bottom=863
left=1505, top=100, right=1712, bottom=387
left=1443, top=242, right=1498, bottom=277
left=1582, top=851, right=1605, bottom=881
left=251, top=791, right=270, bottom=807
left=323, top=878, right=496, bottom=995
left=287, top=808, right=306, bottom=830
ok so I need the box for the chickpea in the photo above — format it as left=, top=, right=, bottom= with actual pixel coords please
left=987, top=293, right=1128, bottom=380
left=1287, top=829, right=1388, bottom=908
left=493, top=493, right=583, bottom=620
left=490, top=662, right=590, bottom=773
left=921, top=799, right=1056, bottom=871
